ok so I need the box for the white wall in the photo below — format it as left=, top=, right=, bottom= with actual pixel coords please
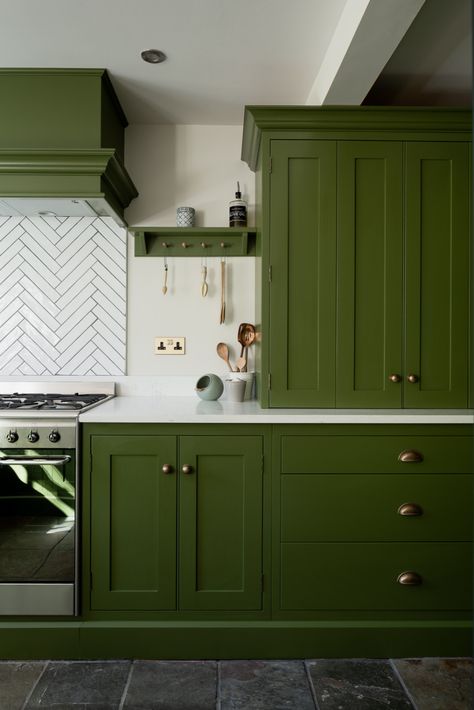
left=124, top=125, right=256, bottom=376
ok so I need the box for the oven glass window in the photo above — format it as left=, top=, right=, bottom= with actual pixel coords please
left=0, top=450, right=75, bottom=583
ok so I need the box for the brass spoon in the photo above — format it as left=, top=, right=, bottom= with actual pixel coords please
left=237, top=323, right=254, bottom=372
left=216, top=342, right=234, bottom=372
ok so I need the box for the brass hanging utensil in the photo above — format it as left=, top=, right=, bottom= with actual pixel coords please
left=219, top=257, right=226, bottom=323
left=162, top=256, right=168, bottom=295
left=201, top=257, right=208, bottom=297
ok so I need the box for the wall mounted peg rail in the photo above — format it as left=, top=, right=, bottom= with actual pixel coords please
left=131, top=227, right=256, bottom=257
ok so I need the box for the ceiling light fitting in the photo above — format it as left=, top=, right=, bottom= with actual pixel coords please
left=141, top=49, right=166, bottom=64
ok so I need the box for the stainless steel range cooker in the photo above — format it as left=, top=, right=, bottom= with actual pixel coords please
left=0, top=381, right=114, bottom=616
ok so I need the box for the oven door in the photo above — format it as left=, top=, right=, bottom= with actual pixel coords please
left=0, top=449, right=76, bottom=615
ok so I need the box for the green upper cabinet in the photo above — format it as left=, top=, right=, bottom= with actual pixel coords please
left=241, top=107, right=471, bottom=409
left=404, top=142, right=470, bottom=408
left=269, top=139, right=336, bottom=407
left=336, top=141, right=403, bottom=407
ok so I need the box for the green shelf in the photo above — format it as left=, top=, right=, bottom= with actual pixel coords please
left=130, top=227, right=257, bottom=257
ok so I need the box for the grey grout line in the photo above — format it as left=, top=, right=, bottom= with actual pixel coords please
left=216, top=660, right=222, bottom=710
left=303, top=660, right=321, bottom=710
left=389, top=658, right=420, bottom=710
left=20, top=660, right=50, bottom=710
left=118, top=660, right=135, bottom=710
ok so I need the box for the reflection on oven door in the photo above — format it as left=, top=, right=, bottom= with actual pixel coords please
left=0, top=450, right=75, bottom=583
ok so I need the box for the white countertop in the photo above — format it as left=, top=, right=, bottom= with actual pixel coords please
left=79, top=396, right=474, bottom=424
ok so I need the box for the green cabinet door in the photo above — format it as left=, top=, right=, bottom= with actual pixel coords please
left=405, top=142, right=470, bottom=408
left=90, top=436, right=177, bottom=611
left=337, top=141, right=404, bottom=407
left=179, top=436, right=263, bottom=610
left=269, top=140, right=337, bottom=407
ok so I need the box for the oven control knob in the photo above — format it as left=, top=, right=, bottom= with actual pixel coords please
left=6, top=430, right=18, bottom=443
left=49, top=430, right=61, bottom=443
left=27, top=431, right=40, bottom=443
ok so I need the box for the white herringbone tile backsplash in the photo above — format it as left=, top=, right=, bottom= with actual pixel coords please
left=0, top=216, right=126, bottom=376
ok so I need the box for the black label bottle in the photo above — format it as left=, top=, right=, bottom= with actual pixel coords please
left=229, top=181, right=247, bottom=227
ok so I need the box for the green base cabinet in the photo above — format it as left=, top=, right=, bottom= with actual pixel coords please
left=86, top=426, right=265, bottom=615
left=272, top=424, right=473, bottom=624
left=241, top=107, right=471, bottom=408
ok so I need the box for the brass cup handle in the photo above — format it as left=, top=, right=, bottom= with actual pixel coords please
left=398, top=449, right=424, bottom=463
left=407, top=374, right=419, bottom=383
left=397, top=571, right=422, bottom=586
left=162, top=464, right=174, bottom=475
left=389, top=373, right=402, bottom=383
left=182, top=464, right=194, bottom=475
left=397, top=502, right=423, bottom=517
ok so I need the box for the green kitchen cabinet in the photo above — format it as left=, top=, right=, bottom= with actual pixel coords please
left=90, top=435, right=177, bottom=611
left=241, top=107, right=471, bottom=408
left=272, top=424, right=473, bottom=619
left=88, top=429, right=264, bottom=614
left=267, top=139, right=337, bottom=406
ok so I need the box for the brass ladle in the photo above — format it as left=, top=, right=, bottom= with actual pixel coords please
left=237, top=323, right=256, bottom=372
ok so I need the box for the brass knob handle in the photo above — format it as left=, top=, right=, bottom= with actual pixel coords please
left=182, top=464, right=194, bottom=475
left=389, top=373, right=402, bottom=383
left=398, top=449, right=424, bottom=463
left=397, top=503, right=423, bottom=517
left=407, top=374, right=419, bottom=383
left=397, top=571, right=422, bottom=586
left=162, top=464, right=174, bottom=475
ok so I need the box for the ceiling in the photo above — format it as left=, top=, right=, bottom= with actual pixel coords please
left=0, top=0, right=471, bottom=125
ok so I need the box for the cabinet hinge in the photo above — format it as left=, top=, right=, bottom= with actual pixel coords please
left=269, top=157, right=272, bottom=173
left=268, top=265, right=272, bottom=283
left=261, top=454, right=264, bottom=473
left=268, top=373, right=271, bottom=390
left=261, top=573, right=265, bottom=591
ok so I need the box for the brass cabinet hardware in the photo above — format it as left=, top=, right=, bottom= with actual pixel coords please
left=220, top=241, right=228, bottom=248
left=200, top=242, right=209, bottom=248
left=397, top=502, right=423, bottom=516
left=162, top=464, right=174, bottom=474
left=407, top=374, right=419, bottom=383
left=398, top=449, right=424, bottom=463
left=397, top=571, right=422, bottom=586
left=182, top=464, right=194, bottom=474
left=181, top=242, right=189, bottom=248
left=161, top=242, right=170, bottom=248
left=389, top=373, right=402, bottom=383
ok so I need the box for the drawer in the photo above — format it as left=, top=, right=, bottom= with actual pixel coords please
left=280, top=542, right=472, bottom=611
left=280, top=435, right=473, bottom=474
left=281, top=474, right=472, bottom=542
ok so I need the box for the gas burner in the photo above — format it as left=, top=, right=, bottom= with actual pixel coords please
left=0, top=393, right=108, bottom=411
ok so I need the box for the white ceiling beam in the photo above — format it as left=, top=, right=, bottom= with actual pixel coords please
left=306, top=0, right=426, bottom=105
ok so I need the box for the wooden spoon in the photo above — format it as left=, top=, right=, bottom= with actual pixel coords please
left=236, top=356, right=246, bottom=372
left=216, top=342, right=234, bottom=372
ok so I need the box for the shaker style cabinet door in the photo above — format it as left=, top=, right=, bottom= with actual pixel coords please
left=178, top=435, right=263, bottom=610
left=269, top=140, right=337, bottom=407
left=90, top=436, right=177, bottom=611
left=404, top=142, right=470, bottom=408
left=336, top=141, right=404, bottom=408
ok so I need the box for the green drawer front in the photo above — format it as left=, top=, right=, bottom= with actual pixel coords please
left=281, top=474, right=472, bottom=542
left=280, top=542, right=472, bottom=611
left=280, top=435, right=473, bottom=474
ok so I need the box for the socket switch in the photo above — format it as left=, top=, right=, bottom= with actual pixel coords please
left=154, top=336, right=186, bottom=355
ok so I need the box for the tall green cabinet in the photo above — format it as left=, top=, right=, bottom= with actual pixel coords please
left=242, top=108, right=471, bottom=408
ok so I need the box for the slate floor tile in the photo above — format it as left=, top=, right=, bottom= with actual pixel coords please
left=393, top=657, right=473, bottom=710
left=122, top=660, right=217, bottom=709
left=0, top=661, right=45, bottom=710
left=219, top=660, right=315, bottom=710
left=307, top=659, right=414, bottom=709
left=24, top=660, right=131, bottom=708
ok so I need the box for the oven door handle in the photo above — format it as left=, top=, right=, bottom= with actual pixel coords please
left=0, top=455, right=72, bottom=466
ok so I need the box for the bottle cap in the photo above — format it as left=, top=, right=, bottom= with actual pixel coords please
left=235, top=181, right=241, bottom=199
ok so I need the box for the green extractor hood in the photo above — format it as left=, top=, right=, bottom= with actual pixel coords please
left=0, top=68, right=138, bottom=225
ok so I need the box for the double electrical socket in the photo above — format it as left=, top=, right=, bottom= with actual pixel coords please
left=154, top=336, right=186, bottom=355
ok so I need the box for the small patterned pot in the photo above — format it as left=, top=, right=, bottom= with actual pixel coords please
left=176, top=206, right=195, bottom=227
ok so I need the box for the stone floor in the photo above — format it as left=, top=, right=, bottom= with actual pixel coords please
left=0, top=657, right=471, bottom=709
